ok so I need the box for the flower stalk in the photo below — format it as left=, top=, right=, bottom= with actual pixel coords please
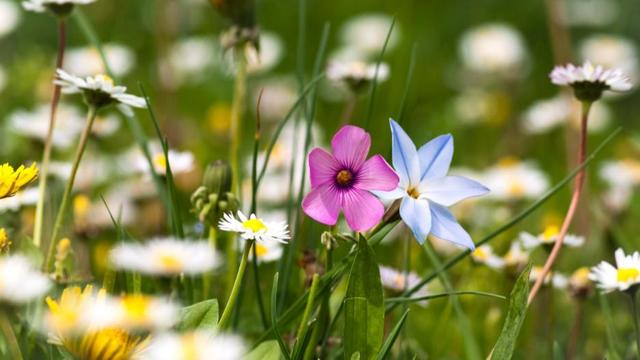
left=218, top=239, right=253, bottom=330
left=630, top=290, right=640, bottom=355
left=229, top=52, right=248, bottom=193
left=528, top=101, right=592, bottom=304
left=33, top=19, right=67, bottom=248
left=44, top=105, right=99, bottom=272
left=0, top=309, right=23, bottom=360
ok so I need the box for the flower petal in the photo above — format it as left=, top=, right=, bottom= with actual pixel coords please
left=302, top=184, right=341, bottom=226
left=429, top=202, right=475, bottom=250
left=417, top=134, right=454, bottom=181
left=421, top=176, right=489, bottom=206
left=400, top=197, right=432, bottom=244
left=372, top=187, right=406, bottom=200
left=308, top=148, right=340, bottom=187
left=331, top=125, right=371, bottom=169
left=390, top=119, right=420, bottom=186
left=342, top=188, right=384, bottom=232
left=356, top=154, right=399, bottom=191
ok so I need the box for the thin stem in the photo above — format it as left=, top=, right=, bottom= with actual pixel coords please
left=218, top=240, right=253, bottom=330
left=296, top=273, right=320, bottom=341
left=630, top=292, right=640, bottom=356
left=528, top=101, right=592, bottom=304
left=566, top=299, right=584, bottom=359
left=33, top=19, right=67, bottom=248
left=229, top=53, right=247, bottom=193
left=44, top=106, right=98, bottom=272
left=0, top=310, right=23, bottom=360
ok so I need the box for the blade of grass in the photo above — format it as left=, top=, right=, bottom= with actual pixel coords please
left=364, top=17, right=396, bottom=130
left=271, top=273, right=292, bottom=360
left=376, top=309, right=410, bottom=360
left=389, top=127, right=623, bottom=312
left=396, top=43, right=418, bottom=124
left=386, top=291, right=507, bottom=304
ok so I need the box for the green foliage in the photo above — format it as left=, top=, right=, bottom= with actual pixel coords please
left=246, top=340, right=283, bottom=360
left=178, top=299, right=219, bottom=331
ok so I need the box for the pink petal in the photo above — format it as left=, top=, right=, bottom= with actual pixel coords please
left=302, top=184, right=341, bottom=226
left=331, top=125, right=371, bottom=169
left=342, top=188, right=384, bottom=232
left=356, top=154, right=399, bottom=191
left=308, top=148, right=340, bottom=188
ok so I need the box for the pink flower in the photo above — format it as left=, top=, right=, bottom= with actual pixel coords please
left=302, top=125, right=399, bottom=231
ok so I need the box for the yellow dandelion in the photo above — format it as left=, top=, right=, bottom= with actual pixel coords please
left=61, top=328, right=147, bottom=360
left=0, top=163, right=38, bottom=199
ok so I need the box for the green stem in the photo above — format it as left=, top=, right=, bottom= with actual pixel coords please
left=296, top=273, right=320, bottom=341
left=630, top=292, right=640, bottom=356
left=34, top=19, right=67, bottom=248
left=208, top=226, right=218, bottom=249
left=218, top=240, right=252, bottom=330
left=0, top=310, right=23, bottom=360
left=44, top=106, right=98, bottom=272
left=229, top=53, right=247, bottom=193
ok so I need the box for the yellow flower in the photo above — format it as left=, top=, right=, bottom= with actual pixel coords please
left=61, top=328, right=147, bottom=360
left=0, top=228, right=10, bottom=253
left=0, top=163, right=38, bottom=199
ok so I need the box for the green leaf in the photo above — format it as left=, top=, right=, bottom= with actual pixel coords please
left=490, top=264, right=533, bottom=359
left=344, top=238, right=384, bottom=360
left=376, top=309, right=409, bottom=360
left=245, top=340, right=283, bottom=360
left=178, top=299, right=219, bottom=331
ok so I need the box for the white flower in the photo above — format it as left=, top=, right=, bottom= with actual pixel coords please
left=580, top=35, right=638, bottom=83
left=530, top=266, right=568, bottom=289
left=502, top=242, right=530, bottom=269
left=471, top=245, right=505, bottom=269
left=249, top=240, right=283, bottom=263
left=127, top=144, right=195, bottom=176
left=0, top=255, right=51, bottom=304
left=518, top=226, right=584, bottom=250
left=0, top=0, right=20, bottom=38
left=340, top=14, right=400, bottom=58
left=54, top=69, right=146, bottom=109
left=110, top=238, right=221, bottom=276
left=549, top=61, right=631, bottom=93
left=219, top=211, right=290, bottom=244
left=459, top=23, right=527, bottom=74
left=246, top=32, right=283, bottom=74
left=379, top=265, right=429, bottom=306
left=116, top=294, right=179, bottom=331
left=22, top=0, right=95, bottom=13
left=166, top=36, right=219, bottom=85
left=141, top=332, right=245, bottom=360
left=482, top=158, right=549, bottom=201
left=589, top=248, right=640, bottom=293
left=520, top=94, right=611, bottom=134
left=600, top=159, right=640, bottom=211
left=64, top=43, right=135, bottom=78
left=327, top=61, right=390, bottom=85
left=0, top=187, right=39, bottom=213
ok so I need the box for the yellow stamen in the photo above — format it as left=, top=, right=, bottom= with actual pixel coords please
left=542, top=225, right=559, bottom=242
left=157, top=253, right=183, bottom=272
left=617, top=268, right=640, bottom=283
left=336, top=169, right=353, bottom=186
left=472, top=247, right=488, bottom=260
left=153, top=153, right=167, bottom=171
left=406, top=187, right=420, bottom=199
left=243, top=218, right=267, bottom=233
left=255, top=243, right=269, bottom=257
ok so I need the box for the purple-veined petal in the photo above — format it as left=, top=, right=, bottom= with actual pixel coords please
left=429, top=202, right=475, bottom=250
left=308, top=148, right=340, bottom=188
left=342, top=188, right=384, bottom=232
left=417, top=134, right=454, bottom=181
left=356, top=154, right=399, bottom=191
left=399, top=197, right=432, bottom=244
left=302, top=184, right=341, bottom=226
left=390, top=119, right=420, bottom=186
left=372, top=187, right=406, bottom=200
left=421, top=176, right=489, bottom=206
left=331, top=125, right=371, bottom=169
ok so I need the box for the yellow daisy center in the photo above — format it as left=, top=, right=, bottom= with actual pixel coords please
left=507, top=180, right=524, bottom=196
left=121, top=295, right=151, bottom=322
left=242, top=218, right=267, bottom=233
left=96, top=74, right=114, bottom=87
left=542, top=225, right=559, bottom=242
left=472, top=247, right=488, bottom=260
left=498, top=156, right=519, bottom=167
left=255, top=243, right=269, bottom=257
left=153, top=153, right=167, bottom=171
left=157, top=253, right=183, bottom=272
left=617, top=268, right=640, bottom=283
left=74, top=194, right=91, bottom=217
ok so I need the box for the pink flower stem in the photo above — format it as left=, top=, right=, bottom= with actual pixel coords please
left=528, top=101, right=591, bottom=305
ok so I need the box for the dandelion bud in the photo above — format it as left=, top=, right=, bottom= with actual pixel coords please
left=54, top=238, right=73, bottom=281
left=0, top=228, right=11, bottom=254
left=191, top=161, right=239, bottom=227
left=203, top=160, right=233, bottom=195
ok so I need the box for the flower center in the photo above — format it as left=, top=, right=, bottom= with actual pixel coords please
left=336, top=169, right=353, bottom=186
left=255, top=243, right=269, bottom=257
left=617, top=268, right=640, bottom=283
left=242, top=218, right=267, bottom=233
left=153, top=153, right=167, bottom=171
left=542, top=225, right=559, bottom=242
left=157, top=253, right=183, bottom=271
left=121, top=295, right=151, bottom=322
left=407, top=187, right=420, bottom=199
left=472, top=248, right=488, bottom=260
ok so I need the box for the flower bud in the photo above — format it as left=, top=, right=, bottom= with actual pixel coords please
left=203, top=160, right=233, bottom=195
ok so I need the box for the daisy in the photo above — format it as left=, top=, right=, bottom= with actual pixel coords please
left=327, top=60, right=390, bottom=92
left=519, top=226, right=584, bottom=250
left=116, top=294, right=179, bottom=331
left=579, top=35, right=638, bottom=83
left=481, top=158, right=549, bottom=201
left=0, top=162, right=39, bottom=199
left=64, top=43, right=135, bottom=78
left=110, top=238, right=221, bottom=276
left=0, top=255, right=50, bottom=304
left=249, top=240, right=284, bottom=263
left=529, top=266, right=568, bottom=290
left=600, top=158, right=640, bottom=211
left=22, top=0, right=95, bottom=15
left=471, top=244, right=505, bottom=269
left=125, top=144, right=195, bottom=177
left=340, top=13, right=400, bottom=58
left=9, top=104, right=85, bottom=148
left=219, top=211, right=290, bottom=243
left=550, top=61, right=632, bottom=101
left=589, top=248, right=640, bottom=293
left=54, top=69, right=146, bottom=111
left=568, top=267, right=593, bottom=298
left=502, top=242, right=530, bottom=270
left=141, top=332, right=245, bottom=360
left=459, top=23, right=527, bottom=74
left=379, top=265, right=430, bottom=306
